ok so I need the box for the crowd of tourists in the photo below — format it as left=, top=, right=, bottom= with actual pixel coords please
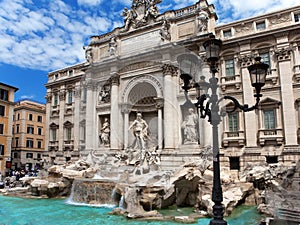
left=0, top=169, right=39, bottom=189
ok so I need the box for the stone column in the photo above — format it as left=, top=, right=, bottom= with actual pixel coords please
left=276, top=48, right=298, bottom=145
left=20, top=110, right=26, bottom=148
left=201, top=62, right=213, bottom=147
left=292, top=43, right=300, bottom=74
left=73, top=84, right=81, bottom=151
left=58, top=87, right=66, bottom=152
left=162, top=64, right=177, bottom=149
left=172, top=70, right=181, bottom=149
left=292, top=43, right=300, bottom=65
left=239, top=111, right=244, bottom=132
left=85, top=79, right=97, bottom=151
left=155, top=98, right=164, bottom=150
left=110, top=73, right=120, bottom=150
left=121, top=103, right=130, bottom=149
left=240, top=56, right=257, bottom=147
left=45, top=93, right=52, bottom=154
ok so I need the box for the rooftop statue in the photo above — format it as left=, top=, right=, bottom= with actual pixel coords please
left=121, top=0, right=162, bottom=31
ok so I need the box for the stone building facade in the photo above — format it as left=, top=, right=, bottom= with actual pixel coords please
left=44, top=0, right=300, bottom=170
left=0, top=82, right=18, bottom=176
left=11, top=100, right=46, bottom=171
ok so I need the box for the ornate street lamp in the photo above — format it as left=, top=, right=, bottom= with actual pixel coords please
left=178, top=34, right=269, bottom=225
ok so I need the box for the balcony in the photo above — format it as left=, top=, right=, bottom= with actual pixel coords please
left=65, top=103, right=74, bottom=115
left=298, top=128, right=300, bottom=144
left=222, top=131, right=245, bottom=147
left=63, top=140, right=74, bottom=151
left=293, top=65, right=300, bottom=83
left=220, top=74, right=241, bottom=91
left=258, top=128, right=283, bottom=146
left=51, top=106, right=60, bottom=117
left=265, top=69, right=278, bottom=85
left=49, top=141, right=59, bottom=151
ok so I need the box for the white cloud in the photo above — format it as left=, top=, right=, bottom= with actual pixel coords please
left=77, top=0, right=103, bottom=6
left=0, top=0, right=113, bottom=71
left=212, top=0, right=300, bottom=22
left=20, top=95, right=35, bottom=99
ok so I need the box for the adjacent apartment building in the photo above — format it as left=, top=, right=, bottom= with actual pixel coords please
left=11, top=100, right=46, bottom=171
left=0, top=82, right=18, bottom=176
left=44, top=0, right=300, bottom=170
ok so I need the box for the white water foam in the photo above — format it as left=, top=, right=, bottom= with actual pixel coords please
left=65, top=199, right=116, bottom=208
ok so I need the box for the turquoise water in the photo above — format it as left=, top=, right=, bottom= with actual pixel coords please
left=0, top=195, right=262, bottom=225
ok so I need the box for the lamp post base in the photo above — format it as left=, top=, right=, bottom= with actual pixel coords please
left=209, top=219, right=227, bottom=225
left=209, top=204, right=228, bottom=225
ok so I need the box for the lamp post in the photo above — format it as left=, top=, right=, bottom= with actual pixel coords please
left=179, top=34, right=269, bottom=225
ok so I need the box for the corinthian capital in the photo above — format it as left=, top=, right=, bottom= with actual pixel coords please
left=162, top=64, right=178, bottom=76
left=110, top=74, right=120, bottom=86
left=274, top=47, right=292, bottom=61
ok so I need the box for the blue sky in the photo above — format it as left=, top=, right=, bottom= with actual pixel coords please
left=0, top=0, right=299, bottom=103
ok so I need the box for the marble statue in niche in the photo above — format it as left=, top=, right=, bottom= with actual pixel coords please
left=182, top=108, right=198, bottom=144
left=99, top=117, right=110, bottom=147
left=198, top=11, right=208, bottom=33
left=129, top=112, right=149, bottom=150
left=108, top=37, right=117, bottom=56
left=98, top=84, right=110, bottom=104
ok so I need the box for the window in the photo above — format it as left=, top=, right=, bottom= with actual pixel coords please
left=51, top=128, right=57, bottom=141
left=0, top=124, right=3, bottom=134
left=38, top=127, right=42, bottom=135
left=28, top=114, right=33, bottom=121
left=228, top=112, right=238, bottom=132
left=64, top=121, right=73, bottom=141
left=295, top=13, right=300, bottom=22
left=53, top=93, right=58, bottom=106
left=50, top=123, right=59, bottom=141
left=37, top=140, right=42, bottom=149
left=0, top=89, right=8, bottom=101
left=256, top=21, right=266, bottom=30
left=16, top=125, right=20, bottom=133
left=225, top=59, right=235, bottom=76
left=0, top=144, right=4, bottom=155
left=82, top=88, right=87, bottom=102
left=264, top=110, right=275, bottom=129
left=66, top=127, right=72, bottom=140
left=17, top=113, right=20, bottom=120
left=15, top=138, right=19, bottom=147
left=26, top=139, right=34, bottom=148
left=0, top=105, right=5, bottom=116
left=223, top=30, right=232, bottom=38
left=13, top=152, right=18, bottom=158
left=37, top=115, right=43, bottom=122
left=68, top=90, right=73, bottom=104
left=260, top=53, right=270, bottom=67
left=37, top=153, right=41, bottom=159
left=27, top=126, right=34, bottom=134
left=266, top=156, right=278, bottom=164
left=68, top=70, right=73, bottom=76
left=229, top=157, right=240, bottom=170
left=55, top=74, right=58, bottom=80
left=26, top=153, right=33, bottom=158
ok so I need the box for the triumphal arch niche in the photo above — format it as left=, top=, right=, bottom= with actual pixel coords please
left=83, top=0, right=217, bottom=170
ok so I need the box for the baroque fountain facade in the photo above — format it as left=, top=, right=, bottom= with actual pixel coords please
left=4, top=0, right=299, bottom=223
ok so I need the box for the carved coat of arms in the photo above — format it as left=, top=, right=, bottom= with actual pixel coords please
left=121, top=0, right=161, bottom=31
